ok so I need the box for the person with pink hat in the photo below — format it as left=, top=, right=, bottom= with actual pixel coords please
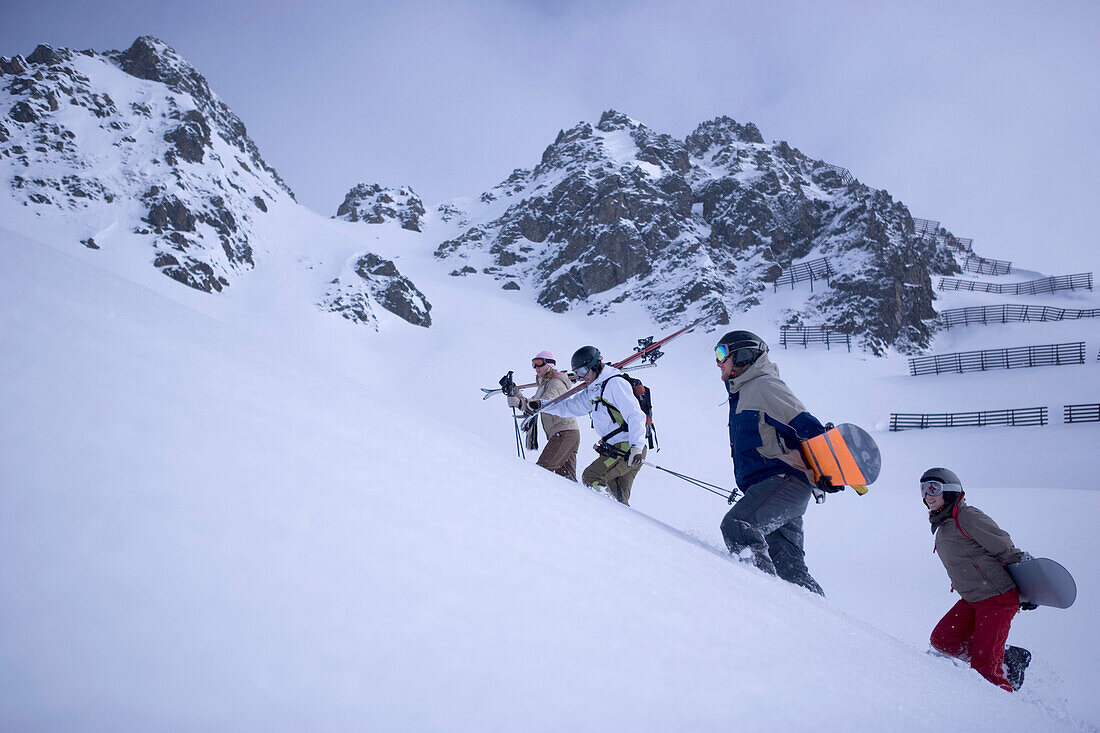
left=507, top=351, right=580, bottom=481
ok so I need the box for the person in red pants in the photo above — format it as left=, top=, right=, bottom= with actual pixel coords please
left=922, top=467, right=1031, bottom=691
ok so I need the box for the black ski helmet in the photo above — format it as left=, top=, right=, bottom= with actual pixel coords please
left=716, top=329, right=768, bottom=366
left=571, top=345, right=602, bottom=373
left=920, top=467, right=962, bottom=488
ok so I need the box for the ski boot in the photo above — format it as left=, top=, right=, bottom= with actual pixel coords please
left=1004, top=645, right=1031, bottom=691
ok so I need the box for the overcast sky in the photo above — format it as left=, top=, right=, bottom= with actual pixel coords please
left=4, top=0, right=1098, bottom=273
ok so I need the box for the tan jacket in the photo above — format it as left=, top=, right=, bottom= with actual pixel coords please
left=931, top=496, right=1023, bottom=603
left=517, top=368, right=578, bottom=437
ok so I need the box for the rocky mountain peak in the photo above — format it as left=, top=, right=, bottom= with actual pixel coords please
left=111, top=37, right=293, bottom=199
left=1, top=37, right=292, bottom=292
left=25, top=44, right=70, bottom=67
left=115, top=37, right=205, bottom=98
left=435, top=110, right=966, bottom=353
left=596, top=109, right=639, bottom=132
left=686, top=116, right=765, bottom=152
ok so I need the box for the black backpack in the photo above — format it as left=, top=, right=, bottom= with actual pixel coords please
left=597, top=373, right=657, bottom=450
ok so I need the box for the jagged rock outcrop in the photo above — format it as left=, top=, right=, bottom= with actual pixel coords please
left=435, top=110, right=966, bottom=353
left=321, top=253, right=432, bottom=329
left=0, top=39, right=290, bottom=292
left=335, top=183, right=425, bottom=232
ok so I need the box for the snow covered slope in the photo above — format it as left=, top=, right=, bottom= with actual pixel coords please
left=2, top=222, right=1097, bottom=731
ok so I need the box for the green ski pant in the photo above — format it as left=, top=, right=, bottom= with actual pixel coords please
left=582, top=443, right=645, bottom=505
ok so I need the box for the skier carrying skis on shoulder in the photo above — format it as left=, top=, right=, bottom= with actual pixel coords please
left=527, top=346, right=646, bottom=505
left=506, top=350, right=580, bottom=481
left=716, top=330, right=835, bottom=595
left=922, top=467, right=1033, bottom=692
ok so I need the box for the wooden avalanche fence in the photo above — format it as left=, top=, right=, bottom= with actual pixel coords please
left=912, top=217, right=973, bottom=252
left=908, top=342, right=1085, bottom=376
left=821, top=163, right=853, bottom=184
left=890, top=407, right=1048, bottom=431
left=772, top=257, right=834, bottom=292
left=1064, top=404, right=1100, bottom=424
left=779, top=325, right=851, bottom=351
left=939, top=272, right=1093, bottom=295
left=962, top=254, right=1012, bottom=276
left=939, top=304, right=1100, bottom=329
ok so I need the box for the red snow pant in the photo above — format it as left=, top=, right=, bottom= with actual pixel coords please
left=930, top=588, right=1019, bottom=692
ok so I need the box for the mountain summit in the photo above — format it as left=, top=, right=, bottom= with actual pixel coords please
left=435, top=109, right=967, bottom=353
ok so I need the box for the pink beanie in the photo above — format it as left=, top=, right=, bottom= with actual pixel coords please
left=534, top=350, right=556, bottom=364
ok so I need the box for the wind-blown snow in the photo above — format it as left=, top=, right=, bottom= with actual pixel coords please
left=2, top=201, right=1098, bottom=729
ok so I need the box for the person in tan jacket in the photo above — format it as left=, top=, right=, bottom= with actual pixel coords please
left=923, top=466, right=1031, bottom=692
left=507, top=351, right=580, bottom=481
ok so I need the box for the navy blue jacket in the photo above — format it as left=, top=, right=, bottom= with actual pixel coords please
left=725, top=354, right=825, bottom=489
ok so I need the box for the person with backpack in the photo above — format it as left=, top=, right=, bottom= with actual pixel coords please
left=506, top=351, right=580, bottom=481
left=716, top=330, right=833, bottom=595
left=525, top=346, right=646, bottom=505
left=922, top=467, right=1033, bottom=692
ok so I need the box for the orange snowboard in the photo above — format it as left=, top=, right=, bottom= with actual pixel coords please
left=800, top=423, right=880, bottom=495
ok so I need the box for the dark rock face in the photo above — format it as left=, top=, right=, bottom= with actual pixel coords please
left=335, top=183, right=426, bottom=232
left=26, top=45, right=69, bottom=66
left=8, top=101, right=38, bottom=123
left=163, top=109, right=211, bottom=164
left=145, top=194, right=197, bottom=232
left=321, top=253, right=433, bottom=329
left=0, top=55, right=29, bottom=75
left=436, top=110, right=967, bottom=353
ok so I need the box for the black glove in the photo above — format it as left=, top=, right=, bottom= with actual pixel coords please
left=594, top=441, right=621, bottom=458
left=527, top=399, right=541, bottom=411
left=1019, top=602, right=1039, bottom=611
left=816, top=476, right=843, bottom=494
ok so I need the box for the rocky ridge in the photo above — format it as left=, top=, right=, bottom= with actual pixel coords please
left=335, top=183, right=426, bottom=232
left=435, top=110, right=968, bottom=353
left=320, top=252, right=432, bottom=329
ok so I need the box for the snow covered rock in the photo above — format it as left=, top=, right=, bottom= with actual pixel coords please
left=435, top=110, right=967, bottom=353
left=335, top=183, right=426, bottom=232
left=320, top=252, right=432, bottom=329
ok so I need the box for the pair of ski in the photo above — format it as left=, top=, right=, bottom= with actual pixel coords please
left=481, top=363, right=656, bottom=400
left=479, top=313, right=711, bottom=430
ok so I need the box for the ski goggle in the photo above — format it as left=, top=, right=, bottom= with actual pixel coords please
left=715, top=344, right=760, bottom=365
left=574, top=364, right=591, bottom=378
left=921, top=480, right=961, bottom=498
left=531, top=359, right=548, bottom=368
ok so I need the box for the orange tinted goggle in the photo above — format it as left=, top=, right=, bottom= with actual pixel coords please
left=715, top=344, right=758, bottom=364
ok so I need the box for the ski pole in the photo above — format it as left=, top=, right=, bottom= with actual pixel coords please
left=642, top=461, right=737, bottom=502
left=512, top=405, right=525, bottom=459
left=595, top=443, right=737, bottom=502
left=499, top=371, right=525, bottom=460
